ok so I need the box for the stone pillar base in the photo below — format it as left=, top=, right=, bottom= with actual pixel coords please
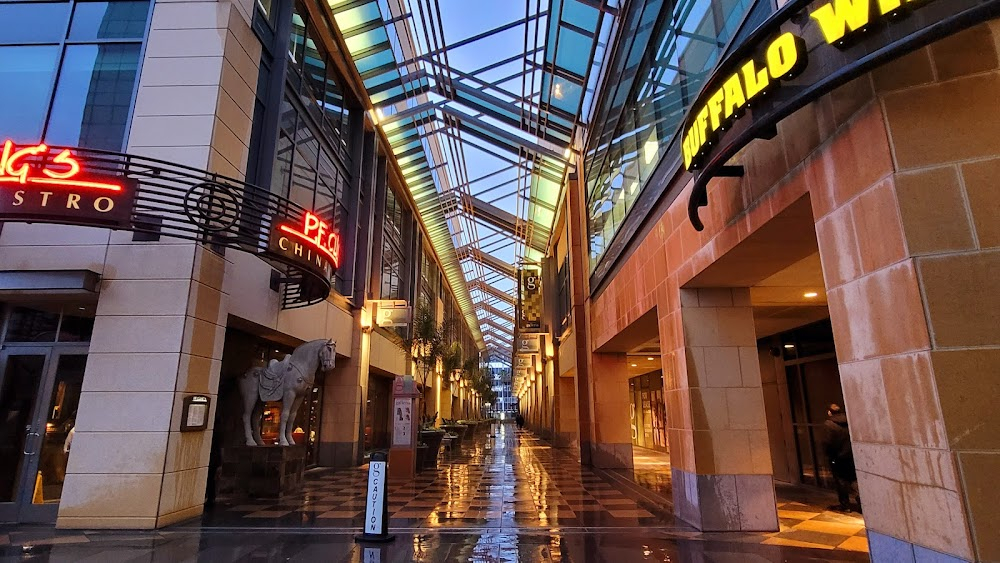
left=217, top=445, right=305, bottom=499
left=671, top=468, right=778, bottom=532
left=868, top=531, right=971, bottom=563
left=590, top=442, right=634, bottom=469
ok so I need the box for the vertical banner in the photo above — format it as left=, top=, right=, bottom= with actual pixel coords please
left=517, top=267, right=542, bottom=331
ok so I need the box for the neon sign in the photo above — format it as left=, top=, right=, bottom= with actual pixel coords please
left=278, top=212, right=340, bottom=267
left=268, top=211, right=341, bottom=283
left=0, top=140, right=135, bottom=227
left=0, top=141, right=124, bottom=192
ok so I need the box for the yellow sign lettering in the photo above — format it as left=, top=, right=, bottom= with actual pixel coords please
left=766, top=32, right=804, bottom=79
left=810, top=0, right=872, bottom=44
left=722, top=73, right=746, bottom=120
left=742, top=59, right=770, bottom=100
left=12, top=190, right=24, bottom=206
left=66, top=193, right=81, bottom=209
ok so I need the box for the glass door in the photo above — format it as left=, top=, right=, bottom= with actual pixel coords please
left=0, top=347, right=87, bottom=523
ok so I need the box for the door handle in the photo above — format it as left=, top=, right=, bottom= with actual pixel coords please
left=23, top=430, right=40, bottom=455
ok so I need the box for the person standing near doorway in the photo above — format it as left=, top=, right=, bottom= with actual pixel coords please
left=821, top=404, right=859, bottom=512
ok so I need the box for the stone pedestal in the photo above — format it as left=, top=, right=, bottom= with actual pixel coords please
left=217, top=445, right=306, bottom=499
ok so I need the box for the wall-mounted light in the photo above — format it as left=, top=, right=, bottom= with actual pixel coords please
left=360, top=305, right=373, bottom=333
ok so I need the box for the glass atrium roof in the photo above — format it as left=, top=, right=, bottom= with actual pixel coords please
left=329, top=0, right=616, bottom=360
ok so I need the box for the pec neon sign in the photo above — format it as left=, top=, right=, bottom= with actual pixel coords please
left=270, top=211, right=341, bottom=278
left=0, top=140, right=134, bottom=226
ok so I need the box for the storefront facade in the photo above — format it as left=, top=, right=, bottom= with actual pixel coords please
left=0, top=0, right=482, bottom=529
left=523, top=1, right=1000, bottom=561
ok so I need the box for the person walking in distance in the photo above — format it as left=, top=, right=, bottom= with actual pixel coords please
left=821, top=404, right=860, bottom=512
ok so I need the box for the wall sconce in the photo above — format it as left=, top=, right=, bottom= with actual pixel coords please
left=360, top=305, right=373, bottom=333
left=545, top=338, right=555, bottom=360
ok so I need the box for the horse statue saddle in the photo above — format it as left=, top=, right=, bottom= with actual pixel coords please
left=259, top=354, right=292, bottom=402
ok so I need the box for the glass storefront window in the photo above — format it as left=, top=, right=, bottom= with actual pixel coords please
left=0, top=0, right=150, bottom=151
left=68, top=0, right=149, bottom=40
left=0, top=46, right=60, bottom=143
left=4, top=308, right=60, bottom=343
left=584, top=0, right=763, bottom=270
left=45, top=44, right=141, bottom=150
left=0, top=3, right=72, bottom=43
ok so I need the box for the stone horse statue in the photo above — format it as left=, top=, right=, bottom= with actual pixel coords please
left=240, top=339, right=336, bottom=446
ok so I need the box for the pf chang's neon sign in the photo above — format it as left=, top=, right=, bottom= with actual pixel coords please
left=0, top=140, right=134, bottom=226
left=271, top=212, right=341, bottom=277
left=0, top=140, right=124, bottom=192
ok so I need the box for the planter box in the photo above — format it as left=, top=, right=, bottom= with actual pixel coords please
left=419, top=430, right=445, bottom=469
left=217, top=445, right=306, bottom=499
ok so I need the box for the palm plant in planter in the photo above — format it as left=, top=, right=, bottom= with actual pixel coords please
left=399, top=304, right=453, bottom=469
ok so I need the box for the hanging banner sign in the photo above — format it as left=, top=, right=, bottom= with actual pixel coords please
left=371, top=300, right=411, bottom=327
left=517, top=267, right=542, bottom=331
left=514, top=354, right=534, bottom=371
left=680, top=0, right=1000, bottom=229
left=517, top=334, right=541, bottom=353
left=0, top=141, right=136, bottom=228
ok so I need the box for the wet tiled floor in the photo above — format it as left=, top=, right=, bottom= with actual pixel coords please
left=0, top=423, right=871, bottom=561
left=200, top=423, right=672, bottom=530
left=606, top=444, right=868, bottom=553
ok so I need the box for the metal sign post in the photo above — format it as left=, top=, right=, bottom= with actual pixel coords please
left=355, top=451, right=394, bottom=543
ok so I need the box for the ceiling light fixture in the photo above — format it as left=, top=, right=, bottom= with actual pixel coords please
left=804, top=291, right=819, bottom=298
left=631, top=363, right=637, bottom=367
left=784, top=344, right=795, bottom=349
left=647, top=357, right=654, bottom=361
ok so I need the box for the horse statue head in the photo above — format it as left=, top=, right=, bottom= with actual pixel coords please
left=319, top=339, right=336, bottom=372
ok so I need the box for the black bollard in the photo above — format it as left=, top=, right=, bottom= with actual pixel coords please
left=355, top=451, right=395, bottom=543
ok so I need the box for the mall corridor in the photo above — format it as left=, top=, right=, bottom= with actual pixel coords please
left=1, top=424, right=870, bottom=562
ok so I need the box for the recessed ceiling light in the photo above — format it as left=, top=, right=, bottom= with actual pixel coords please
left=803, top=292, right=819, bottom=298
left=647, top=357, right=654, bottom=361
left=784, top=344, right=795, bottom=349
left=631, top=363, right=638, bottom=367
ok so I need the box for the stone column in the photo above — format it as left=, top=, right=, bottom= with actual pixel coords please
left=816, top=25, right=1000, bottom=561
left=56, top=0, right=256, bottom=528
left=319, top=312, right=367, bottom=467
left=670, top=288, right=777, bottom=532
left=565, top=167, right=596, bottom=464
left=589, top=353, right=633, bottom=468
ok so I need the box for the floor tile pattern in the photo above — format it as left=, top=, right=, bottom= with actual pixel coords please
left=0, top=424, right=872, bottom=561
left=201, top=424, right=674, bottom=530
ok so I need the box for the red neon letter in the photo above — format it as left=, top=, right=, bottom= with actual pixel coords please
left=43, top=149, right=81, bottom=180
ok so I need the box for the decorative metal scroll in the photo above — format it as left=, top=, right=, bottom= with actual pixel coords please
left=0, top=143, right=337, bottom=308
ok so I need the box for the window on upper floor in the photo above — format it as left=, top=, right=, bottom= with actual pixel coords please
left=0, top=0, right=150, bottom=151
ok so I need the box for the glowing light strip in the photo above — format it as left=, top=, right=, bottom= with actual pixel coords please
left=3, top=177, right=124, bottom=192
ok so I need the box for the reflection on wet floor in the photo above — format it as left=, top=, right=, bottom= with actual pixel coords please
left=609, top=444, right=868, bottom=553
left=0, top=424, right=871, bottom=561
